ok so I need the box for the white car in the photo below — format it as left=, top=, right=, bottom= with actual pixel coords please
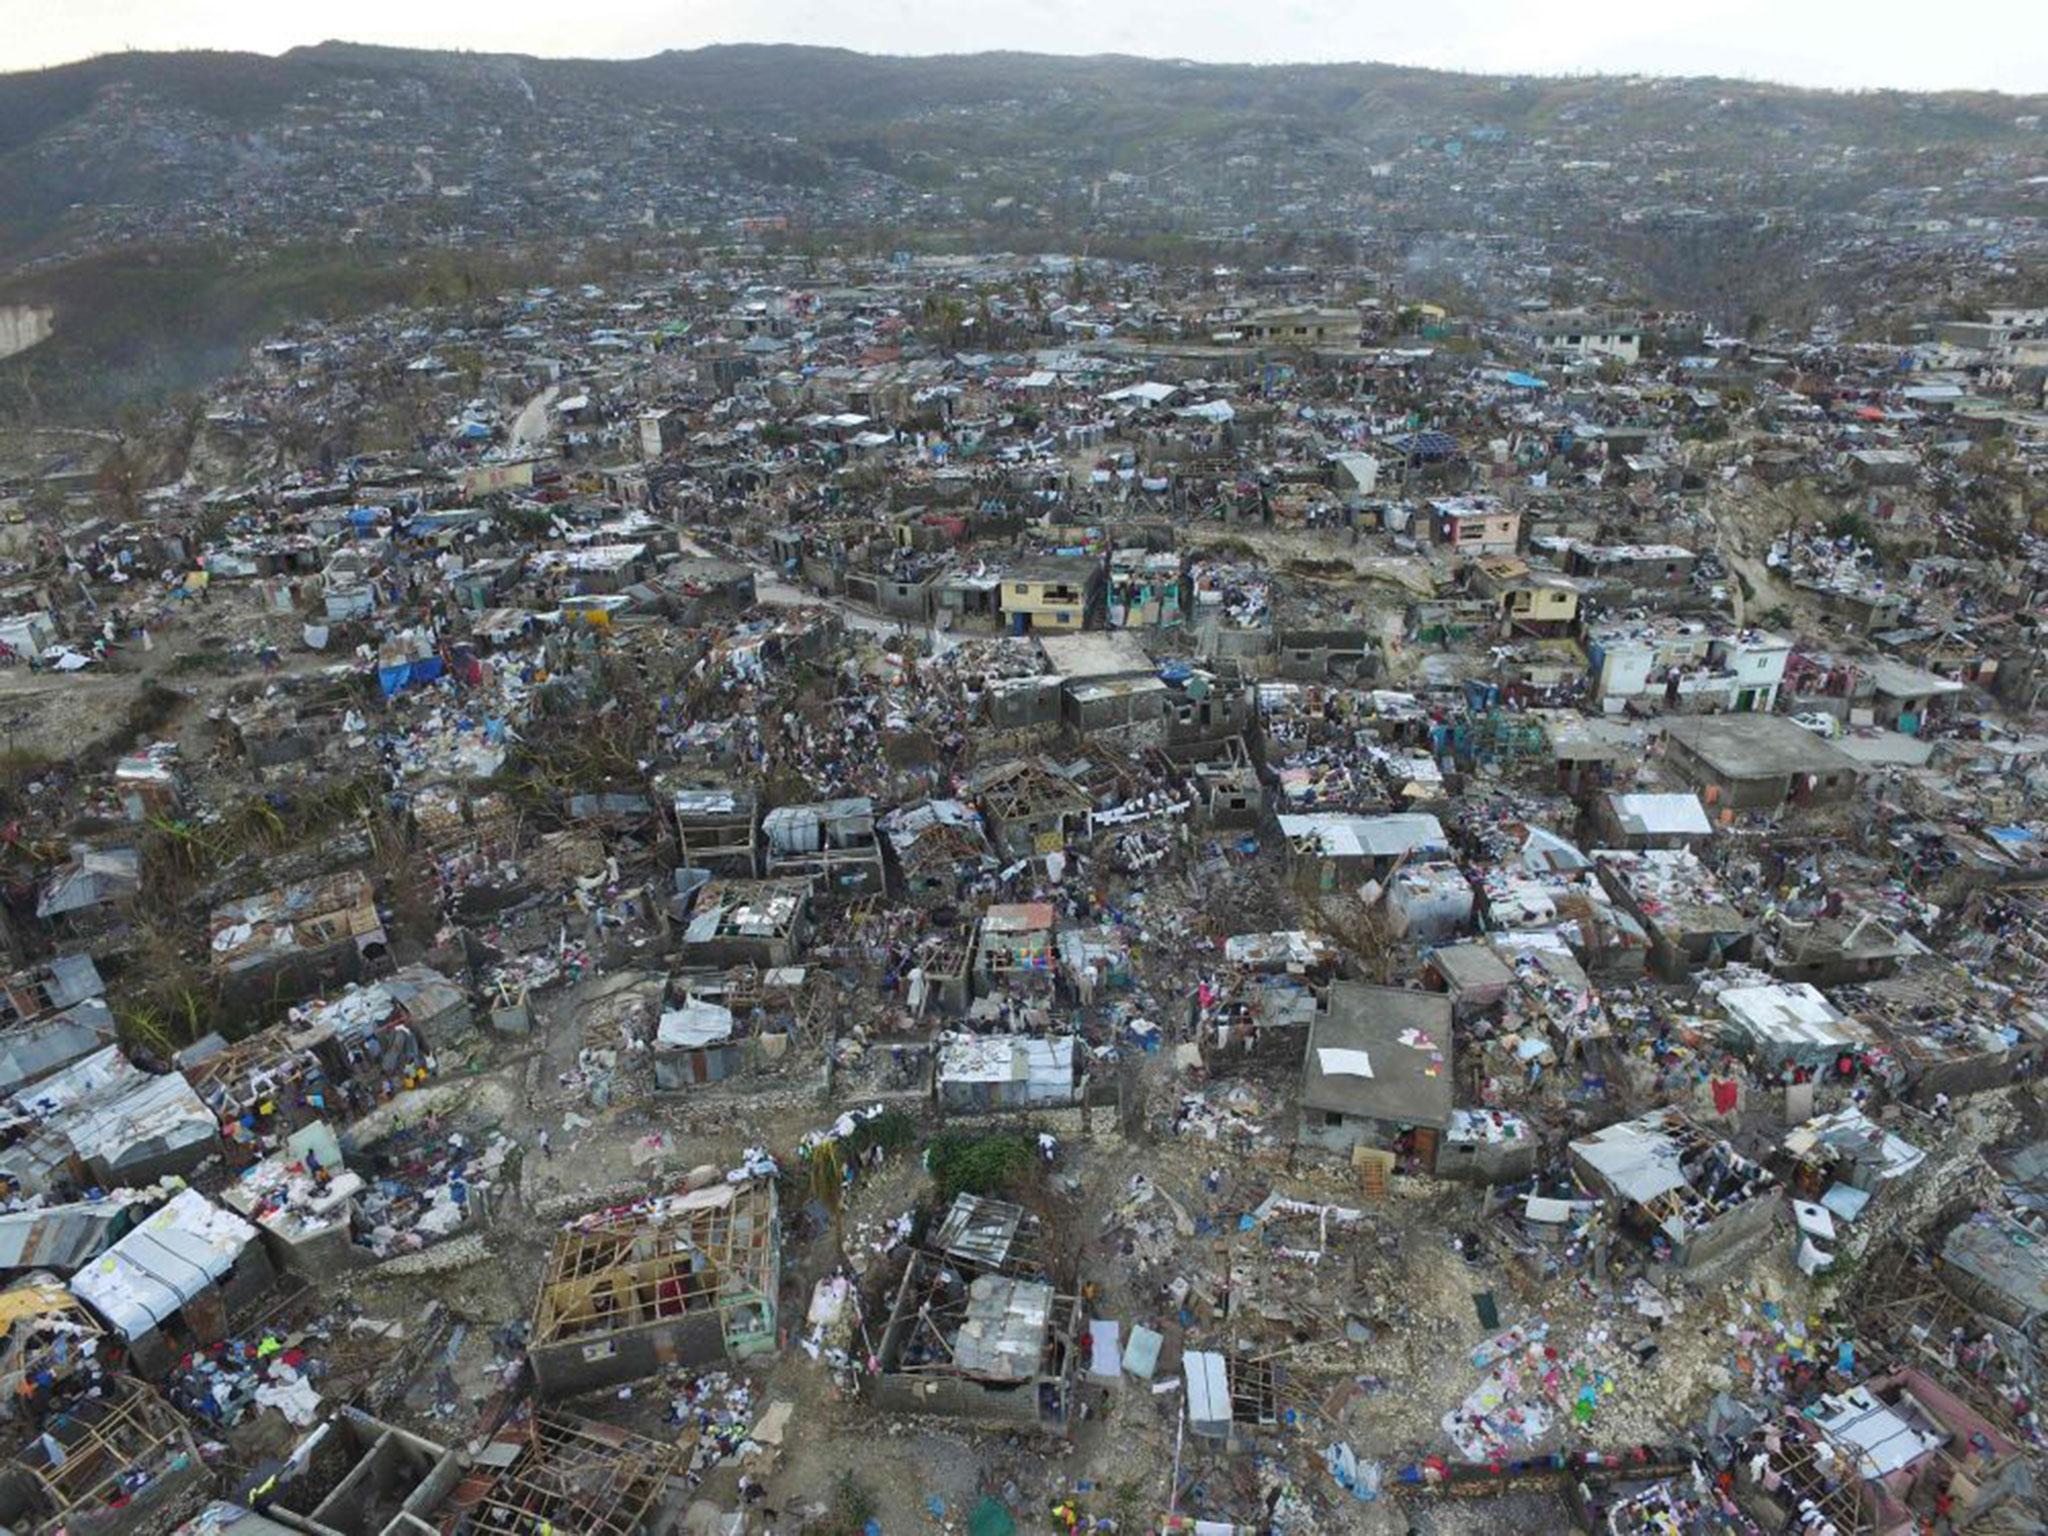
left=1789, top=711, right=1840, bottom=738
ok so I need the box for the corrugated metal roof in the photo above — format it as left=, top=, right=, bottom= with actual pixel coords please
left=0, top=1002, right=115, bottom=1098
left=0, top=1200, right=128, bottom=1274
left=950, top=1276, right=1050, bottom=1382
left=656, top=1001, right=735, bottom=1050
left=56, top=1070, right=217, bottom=1171
left=71, top=1189, right=257, bottom=1339
left=932, top=1195, right=1027, bottom=1271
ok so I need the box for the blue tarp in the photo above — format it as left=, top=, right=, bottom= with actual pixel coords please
left=1495, top=370, right=1548, bottom=390
left=378, top=657, right=443, bottom=696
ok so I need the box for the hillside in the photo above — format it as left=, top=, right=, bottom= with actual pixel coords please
left=2, top=42, right=2041, bottom=264
left=0, top=43, right=2043, bottom=420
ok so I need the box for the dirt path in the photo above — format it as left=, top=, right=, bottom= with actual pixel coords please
left=507, top=384, right=559, bottom=452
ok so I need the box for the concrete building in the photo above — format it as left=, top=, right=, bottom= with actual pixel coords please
left=1586, top=623, right=1789, bottom=714
left=1106, top=549, right=1186, bottom=629
left=1242, top=307, right=1359, bottom=348
left=1595, top=848, right=1752, bottom=979
left=263, top=1410, right=461, bottom=1536
left=678, top=880, right=811, bottom=968
left=1439, top=1108, right=1537, bottom=1185
left=1589, top=791, right=1715, bottom=851
left=762, top=797, right=887, bottom=896
left=1470, top=558, right=1581, bottom=637
left=1524, top=312, right=1642, bottom=365
left=1862, top=658, right=1967, bottom=736
left=668, top=785, right=760, bottom=876
left=968, top=760, right=1093, bottom=861
left=1296, top=984, right=1454, bottom=1169
left=1659, top=715, right=1865, bottom=812
left=1430, top=498, right=1521, bottom=556
left=1000, top=556, right=1104, bottom=634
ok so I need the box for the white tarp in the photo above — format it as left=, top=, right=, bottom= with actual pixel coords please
left=1316, top=1048, right=1374, bottom=1079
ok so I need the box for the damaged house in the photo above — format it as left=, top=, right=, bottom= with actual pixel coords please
left=69, top=1187, right=277, bottom=1377
left=968, top=760, right=1094, bottom=862
left=3, top=1046, right=220, bottom=1195
left=1276, top=812, right=1450, bottom=890
left=209, top=871, right=389, bottom=1006
left=678, top=880, right=811, bottom=968
left=668, top=786, right=760, bottom=876
left=1570, top=1109, right=1781, bottom=1271
left=0, top=1374, right=204, bottom=1536
left=258, top=1407, right=461, bottom=1536
left=935, top=1033, right=1080, bottom=1115
left=528, top=1178, right=780, bottom=1397
left=872, top=1198, right=1082, bottom=1432
left=761, top=797, right=887, bottom=896
left=881, top=800, right=994, bottom=904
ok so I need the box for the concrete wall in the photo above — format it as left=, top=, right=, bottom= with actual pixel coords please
left=1437, top=1137, right=1537, bottom=1185
left=1766, top=951, right=1900, bottom=989
left=1676, top=1188, right=1781, bottom=1271
left=0, top=305, right=53, bottom=362
left=681, top=932, right=797, bottom=968
left=876, top=578, right=935, bottom=621
left=1274, top=639, right=1371, bottom=682
left=1905, top=1046, right=2043, bottom=1105
left=290, top=1414, right=459, bottom=1536
left=65, top=1449, right=205, bottom=1536
left=259, top=1220, right=362, bottom=1281
left=529, top=1312, right=724, bottom=1398
left=1197, top=624, right=1277, bottom=667
left=868, top=1373, right=1049, bottom=1427
left=1297, top=1110, right=1376, bottom=1156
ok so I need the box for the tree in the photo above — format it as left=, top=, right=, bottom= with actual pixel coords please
left=921, top=293, right=969, bottom=347
left=96, top=441, right=146, bottom=520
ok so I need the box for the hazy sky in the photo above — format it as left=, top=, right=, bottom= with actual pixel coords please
left=5, top=0, right=2045, bottom=93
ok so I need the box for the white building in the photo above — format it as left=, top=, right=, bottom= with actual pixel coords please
left=1525, top=313, right=1642, bottom=365
left=1588, top=623, right=1789, bottom=714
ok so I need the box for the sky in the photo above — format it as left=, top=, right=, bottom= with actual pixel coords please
left=4, top=0, right=2045, bottom=94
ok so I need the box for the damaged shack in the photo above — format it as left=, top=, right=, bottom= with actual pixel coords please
left=528, top=1178, right=780, bottom=1397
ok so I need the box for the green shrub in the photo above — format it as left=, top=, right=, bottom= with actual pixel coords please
left=925, top=1131, right=1037, bottom=1205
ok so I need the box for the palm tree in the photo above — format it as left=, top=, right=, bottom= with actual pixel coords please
left=809, top=1139, right=849, bottom=1254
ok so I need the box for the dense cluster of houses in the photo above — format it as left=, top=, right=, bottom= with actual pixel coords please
left=0, top=248, right=2039, bottom=1536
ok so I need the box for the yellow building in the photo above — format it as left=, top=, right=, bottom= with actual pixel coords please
left=1471, top=557, right=1581, bottom=635
left=1000, top=556, right=1103, bottom=634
